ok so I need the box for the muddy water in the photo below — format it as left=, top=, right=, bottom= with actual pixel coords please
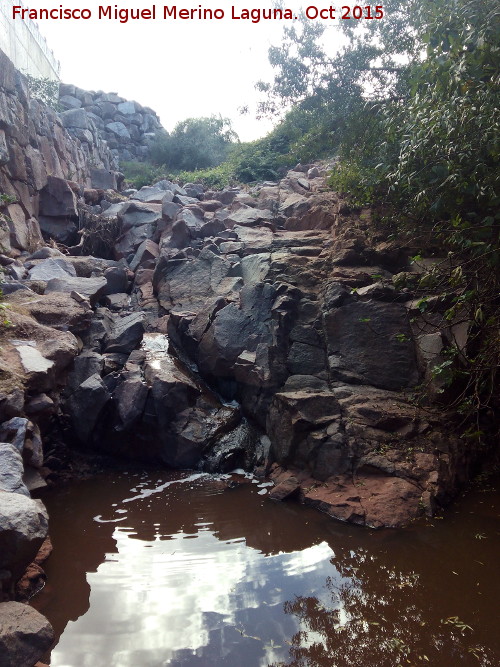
left=31, top=471, right=499, bottom=667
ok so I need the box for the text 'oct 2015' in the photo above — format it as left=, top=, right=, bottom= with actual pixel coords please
left=11, top=5, right=385, bottom=24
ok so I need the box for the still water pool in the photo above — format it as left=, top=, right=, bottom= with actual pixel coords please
left=31, top=470, right=499, bottom=666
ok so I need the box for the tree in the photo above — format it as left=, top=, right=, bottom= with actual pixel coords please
left=150, top=115, right=238, bottom=171
left=259, top=0, right=500, bottom=437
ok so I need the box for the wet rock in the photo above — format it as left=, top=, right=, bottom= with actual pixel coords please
left=269, top=475, right=300, bottom=501
left=0, top=445, right=29, bottom=496
left=303, top=473, right=423, bottom=529
left=0, top=495, right=48, bottom=579
left=202, top=420, right=259, bottom=473
left=0, top=601, right=54, bottom=667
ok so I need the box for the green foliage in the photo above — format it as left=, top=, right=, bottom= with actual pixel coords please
left=149, top=116, right=238, bottom=171
left=259, top=0, right=500, bottom=435
left=120, top=161, right=168, bottom=189
left=24, top=74, right=60, bottom=109
left=0, top=193, right=16, bottom=206
left=174, top=162, right=235, bottom=190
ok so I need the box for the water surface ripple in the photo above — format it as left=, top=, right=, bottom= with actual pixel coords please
left=31, top=471, right=500, bottom=666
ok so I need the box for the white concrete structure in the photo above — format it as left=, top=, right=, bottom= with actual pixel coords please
left=0, top=0, right=60, bottom=80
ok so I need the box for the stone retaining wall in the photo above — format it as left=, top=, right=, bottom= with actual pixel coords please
left=0, top=48, right=116, bottom=254
left=59, top=84, right=163, bottom=164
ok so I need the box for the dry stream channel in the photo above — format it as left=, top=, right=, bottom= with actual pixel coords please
left=29, top=470, right=499, bottom=667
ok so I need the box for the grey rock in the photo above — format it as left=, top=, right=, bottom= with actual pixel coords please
left=0, top=601, right=54, bottom=667
left=0, top=494, right=48, bottom=579
left=90, top=168, right=117, bottom=190
left=117, top=101, right=136, bottom=115
left=15, top=345, right=54, bottom=377
left=45, top=276, right=108, bottom=305
left=60, top=107, right=89, bottom=129
left=106, top=121, right=131, bottom=139
left=104, top=312, right=145, bottom=353
left=28, top=257, right=77, bottom=281
left=39, top=176, right=78, bottom=218
left=161, top=200, right=181, bottom=223
left=104, top=266, right=129, bottom=294
left=0, top=418, right=28, bottom=452
left=66, top=373, right=111, bottom=444
left=324, top=300, right=418, bottom=390
left=0, top=444, right=29, bottom=496
left=226, top=206, right=273, bottom=227
left=121, top=202, right=162, bottom=230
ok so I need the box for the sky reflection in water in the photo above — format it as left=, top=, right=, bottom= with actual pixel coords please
left=32, top=471, right=500, bottom=667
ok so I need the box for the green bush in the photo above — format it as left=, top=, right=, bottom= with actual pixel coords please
left=121, top=161, right=168, bottom=190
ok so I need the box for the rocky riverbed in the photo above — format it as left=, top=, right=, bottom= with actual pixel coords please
left=0, top=44, right=492, bottom=665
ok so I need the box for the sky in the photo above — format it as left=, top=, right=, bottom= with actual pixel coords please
left=21, top=0, right=342, bottom=141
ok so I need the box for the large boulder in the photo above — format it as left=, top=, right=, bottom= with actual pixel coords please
left=27, top=257, right=77, bottom=281
left=0, top=494, right=48, bottom=579
left=45, top=275, right=108, bottom=306
left=0, top=601, right=54, bottom=667
left=0, top=445, right=29, bottom=496
left=323, top=295, right=418, bottom=390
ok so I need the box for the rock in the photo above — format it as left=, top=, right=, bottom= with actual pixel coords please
left=60, top=107, right=89, bottom=129
left=154, top=248, right=240, bottom=311
left=0, top=445, right=29, bottom=496
left=27, top=247, right=64, bottom=260
left=38, top=216, right=78, bottom=244
left=144, top=354, right=239, bottom=468
left=14, top=346, right=54, bottom=377
left=0, top=601, right=54, bottom=667
left=113, top=377, right=148, bottom=431
left=90, top=168, right=117, bottom=190
left=66, top=373, right=111, bottom=444
left=38, top=176, right=78, bottom=218
left=121, top=202, right=162, bottom=230
left=0, top=418, right=28, bottom=453
left=104, top=312, right=145, bottom=353
left=269, top=475, right=300, bottom=501
left=132, top=186, right=173, bottom=204
left=13, top=292, right=92, bottom=334
left=324, top=298, right=418, bottom=390
left=0, top=495, right=48, bottom=579
left=129, top=239, right=159, bottom=272
left=27, top=257, right=77, bottom=281
left=45, top=276, right=107, bottom=306
left=226, top=206, right=273, bottom=227
left=105, top=121, right=131, bottom=139
left=104, top=266, right=129, bottom=294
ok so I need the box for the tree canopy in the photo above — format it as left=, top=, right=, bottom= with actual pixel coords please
left=150, top=115, right=238, bottom=171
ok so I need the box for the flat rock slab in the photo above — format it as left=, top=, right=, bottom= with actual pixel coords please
left=45, top=276, right=107, bottom=306
left=15, top=345, right=54, bottom=376
left=28, top=257, right=77, bottom=281
left=0, top=601, right=54, bottom=667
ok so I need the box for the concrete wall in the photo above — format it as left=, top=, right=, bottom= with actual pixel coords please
left=0, top=0, right=60, bottom=81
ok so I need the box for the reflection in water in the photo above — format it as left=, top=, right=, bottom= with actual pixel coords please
left=31, top=472, right=500, bottom=667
